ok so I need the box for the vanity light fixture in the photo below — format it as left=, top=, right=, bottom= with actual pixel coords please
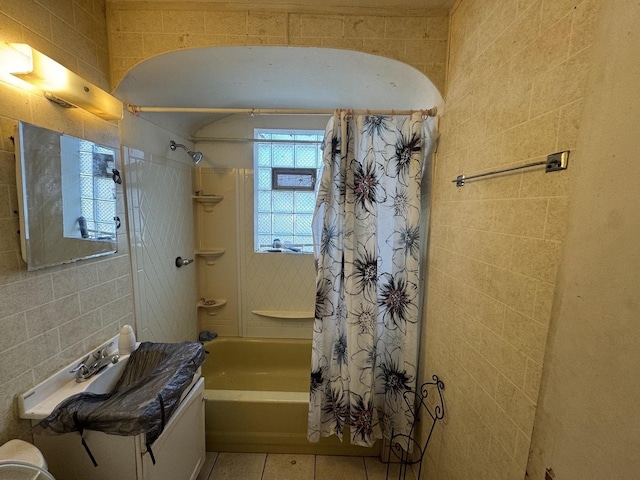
left=0, top=42, right=123, bottom=120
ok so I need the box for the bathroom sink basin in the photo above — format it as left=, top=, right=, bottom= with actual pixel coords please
left=18, top=335, right=130, bottom=420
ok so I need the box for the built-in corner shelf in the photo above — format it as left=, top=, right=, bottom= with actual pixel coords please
left=195, top=249, right=225, bottom=265
left=251, top=310, right=314, bottom=320
left=193, top=194, right=223, bottom=212
left=197, top=298, right=227, bottom=316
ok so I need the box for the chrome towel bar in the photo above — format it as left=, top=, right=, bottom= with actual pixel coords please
left=453, top=150, right=569, bottom=187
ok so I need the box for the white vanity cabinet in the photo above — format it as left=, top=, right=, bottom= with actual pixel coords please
left=33, top=378, right=205, bottom=480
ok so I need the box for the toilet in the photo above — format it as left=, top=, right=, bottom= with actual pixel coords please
left=0, top=439, right=54, bottom=479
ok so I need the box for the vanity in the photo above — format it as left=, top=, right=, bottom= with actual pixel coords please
left=18, top=336, right=206, bottom=480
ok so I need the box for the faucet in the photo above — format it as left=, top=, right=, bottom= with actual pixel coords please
left=71, top=343, right=120, bottom=382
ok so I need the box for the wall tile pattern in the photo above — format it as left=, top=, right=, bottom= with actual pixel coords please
left=107, top=1, right=449, bottom=93
left=124, top=148, right=196, bottom=343
left=0, top=0, right=135, bottom=444
left=419, top=0, right=599, bottom=479
left=195, top=168, right=315, bottom=339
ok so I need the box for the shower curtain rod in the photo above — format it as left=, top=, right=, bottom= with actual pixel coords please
left=127, top=104, right=438, bottom=117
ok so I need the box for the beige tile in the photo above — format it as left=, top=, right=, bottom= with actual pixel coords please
left=101, top=294, right=134, bottom=327
left=471, top=230, right=513, bottom=269
left=519, top=163, right=571, bottom=199
left=510, top=237, right=561, bottom=284
left=472, top=385, right=519, bottom=456
left=492, top=198, right=548, bottom=239
left=0, top=330, right=59, bottom=385
left=503, top=308, right=548, bottom=364
left=459, top=200, right=495, bottom=231
left=495, top=375, right=536, bottom=434
left=362, top=39, right=405, bottom=62
left=531, top=48, right=592, bottom=118
left=118, top=9, right=163, bottom=33
left=162, top=10, right=205, bottom=35
left=523, top=358, right=543, bottom=401
left=52, top=263, right=98, bottom=299
left=299, top=14, right=344, bottom=38
left=509, top=12, right=571, bottom=86
left=461, top=345, right=499, bottom=394
left=25, top=294, right=81, bottom=335
left=556, top=99, right=584, bottom=152
left=484, top=265, right=537, bottom=316
left=59, top=309, right=102, bottom=350
left=205, top=11, right=247, bottom=35
left=569, top=0, right=599, bottom=55
left=262, top=454, right=314, bottom=480
left=478, top=329, right=528, bottom=389
left=385, top=16, right=428, bottom=39
left=427, top=16, right=449, bottom=40
left=247, top=11, right=287, bottom=37
left=0, top=275, right=54, bottom=319
left=476, top=0, right=518, bottom=48
left=475, top=292, right=506, bottom=335
left=316, top=455, right=366, bottom=480
left=543, top=196, right=569, bottom=241
left=405, top=39, right=448, bottom=65
left=142, top=33, right=186, bottom=57
left=109, top=31, right=145, bottom=58
left=209, top=452, right=266, bottom=480
left=487, top=436, right=526, bottom=480
left=494, top=0, right=542, bottom=61
left=515, top=428, right=532, bottom=468
left=1, top=0, right=52, bottom=42
left=79, top=279, right=117, bottom=314
left=344, top=16, right=385, bottom=38
left=0, top=312, right=28, bottom=352
left=0, top=11, right=25, bottom=43
left=97, top=255, right=131, bottom=283
left=502, top=110, right=560, bottom=165
left=533, top=280, right=555, bottom=325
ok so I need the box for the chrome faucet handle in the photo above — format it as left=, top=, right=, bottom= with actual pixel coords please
left=94, top=342, right=114, bottom=360
left=70, top=356, right=90, bottom=375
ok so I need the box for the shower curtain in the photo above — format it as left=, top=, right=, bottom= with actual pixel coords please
left=308, top=110, right=437, bottom=447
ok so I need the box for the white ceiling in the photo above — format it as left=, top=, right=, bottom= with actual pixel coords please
left=115, top=46, right=444, bottom=137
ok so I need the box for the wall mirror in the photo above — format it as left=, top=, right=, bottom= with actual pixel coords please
left=15, top=121, right=119, bottom=270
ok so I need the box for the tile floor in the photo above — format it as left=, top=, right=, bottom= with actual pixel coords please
left=196, top=452, right=416, bottom=480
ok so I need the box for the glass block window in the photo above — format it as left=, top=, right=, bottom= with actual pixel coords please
left=254, top=129, right=324, bottom=253
left=78, top=141, right=117, bottom=239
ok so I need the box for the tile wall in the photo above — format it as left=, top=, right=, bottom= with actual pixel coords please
left=0, top=0, right=134, bottom=444
left=420, top=0, right=599, bottom=479
left=194, top=167, right=316, bottom=339
left=107, top=1, right=450, bottom=93
left=193, top=115, right=329, bottom=339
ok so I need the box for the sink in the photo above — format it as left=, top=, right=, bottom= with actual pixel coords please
left=19, top=335, right=131, bottom=420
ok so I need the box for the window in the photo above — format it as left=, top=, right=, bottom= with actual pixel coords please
left=254, top=129, right=324, bottom=253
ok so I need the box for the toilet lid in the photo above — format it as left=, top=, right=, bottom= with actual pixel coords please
left=0, top=439, right=47, bottom=468
left=0, top=461, right=55, bottom=479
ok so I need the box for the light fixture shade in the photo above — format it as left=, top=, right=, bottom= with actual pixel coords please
left=0, top=43, right=123, bottom=121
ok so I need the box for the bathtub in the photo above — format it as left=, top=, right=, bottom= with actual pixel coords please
left=202, top=337, right=380, bottom=456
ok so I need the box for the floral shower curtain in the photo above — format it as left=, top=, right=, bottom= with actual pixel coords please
left=308, top=110, right=437, bottom=447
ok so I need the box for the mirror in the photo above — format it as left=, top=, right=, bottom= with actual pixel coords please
left=15, top=121, right=119, bottom=270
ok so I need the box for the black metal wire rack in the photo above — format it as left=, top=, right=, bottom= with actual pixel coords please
left=385, top=375, right=445, bottom=480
